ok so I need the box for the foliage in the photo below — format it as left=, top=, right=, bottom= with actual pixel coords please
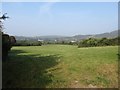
left=2, top=34, right=16, bottom=61
left=14, top=40, right=79, bottom=46
left=1, top=13, right=16, bottom=61
left=14, top=40, right=42, bottom=46
left=78, top=37, right=118, bottom=48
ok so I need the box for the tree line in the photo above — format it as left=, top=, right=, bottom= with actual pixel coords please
left=14, top=37, right=119, bottom=47
left=78, top=37, right=119, bottom=48
left=14, top=40, right=75, bottom=46
left=14, top=40, right=42, bottom=46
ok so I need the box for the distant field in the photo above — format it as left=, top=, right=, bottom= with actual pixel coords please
left=3, top=45, right=118, bottom=88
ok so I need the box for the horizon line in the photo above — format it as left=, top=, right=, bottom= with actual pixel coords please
left=12, top=30, right=118, bottom=37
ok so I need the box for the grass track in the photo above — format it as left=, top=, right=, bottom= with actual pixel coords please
left=3, top=45, right=118, bottom=88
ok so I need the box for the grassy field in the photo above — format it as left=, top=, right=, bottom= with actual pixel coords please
left=3, top=45, right=118, bottom=88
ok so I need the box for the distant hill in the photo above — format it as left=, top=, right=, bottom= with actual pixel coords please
left=73, top=30, right=118, bottom=40
left=94, top=30, right=118, bottom=38
left=15, top=30, right=118, bottom=41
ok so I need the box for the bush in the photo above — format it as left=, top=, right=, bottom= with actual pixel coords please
left=78, top=37, right=118, bottom=48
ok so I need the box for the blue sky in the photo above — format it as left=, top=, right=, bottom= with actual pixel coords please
left=2, top=2, right=118, bottom=36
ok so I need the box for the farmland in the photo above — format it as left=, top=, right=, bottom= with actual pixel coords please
left=2, top=45, right=118, bottom=88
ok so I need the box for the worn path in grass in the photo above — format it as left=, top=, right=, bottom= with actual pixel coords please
left=3, top=45, right=118, bottom=88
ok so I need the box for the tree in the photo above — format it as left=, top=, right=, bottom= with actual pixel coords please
left=0, top=13, right=16, bottom=61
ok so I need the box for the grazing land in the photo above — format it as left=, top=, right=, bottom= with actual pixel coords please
left=3, top=45, right=118, bottom=88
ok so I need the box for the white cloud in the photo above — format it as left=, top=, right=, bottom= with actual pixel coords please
left=39, top=1, right=58, bottom=21
left=39, top=2, right=55, bottom=15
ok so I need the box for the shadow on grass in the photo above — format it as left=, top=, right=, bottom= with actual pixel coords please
left=2, top=49, right=61, bottom=88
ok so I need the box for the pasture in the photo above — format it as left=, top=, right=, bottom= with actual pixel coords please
left=3, top=45, right=118, bottom=88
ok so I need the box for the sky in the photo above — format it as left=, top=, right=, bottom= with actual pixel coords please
left=1, top=2, right=118, bottom=36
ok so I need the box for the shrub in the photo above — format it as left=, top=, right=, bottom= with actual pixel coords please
left=78, top=37, right=118, bottom=48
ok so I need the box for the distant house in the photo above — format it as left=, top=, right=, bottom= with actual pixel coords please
left=38, top=39, right=44, bottom=42
left=70, top=40, right=76, bottom=43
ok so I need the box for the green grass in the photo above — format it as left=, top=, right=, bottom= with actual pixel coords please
left=3, top=45, right=118, bottom=88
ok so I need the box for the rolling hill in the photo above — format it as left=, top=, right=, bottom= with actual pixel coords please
left=15, top=30, right=118, bottom=41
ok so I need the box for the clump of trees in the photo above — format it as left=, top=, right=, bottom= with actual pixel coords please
left=78, top=37, right=118, bottom=48
left=14, top=40, right=42, bottom=46
left=2, top=34, right=16, bottom=60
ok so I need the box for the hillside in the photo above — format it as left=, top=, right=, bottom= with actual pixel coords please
left=73, top=30, right=118, bottom=40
